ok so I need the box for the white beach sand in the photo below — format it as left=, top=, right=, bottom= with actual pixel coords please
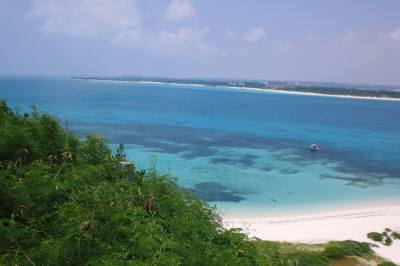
left=220, top=85, right=400, bottom=101
left=84, top=79, right=400, bottom=101
left=223, top=204, right=400, bottom=264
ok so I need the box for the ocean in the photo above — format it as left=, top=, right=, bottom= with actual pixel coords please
left=1, top=76, right=400, bottom=216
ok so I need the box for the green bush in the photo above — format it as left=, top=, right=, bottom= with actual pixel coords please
left=378, top=262, right=397, bottom=266
left=323, top=240, right=371, bottom=259
left=384, top=237, right=393, bottom=246
left=338, top=240, right=371, bottom=256
left=392, top=231, right=400, bottom=240
left=286, top=252, right=328, bottom=266
left=367, top=232, right=384, bottom=242
left=323, top=244, right=346, bottom=259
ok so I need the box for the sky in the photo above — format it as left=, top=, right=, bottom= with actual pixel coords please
left=0, top=0, right=400, bottom=85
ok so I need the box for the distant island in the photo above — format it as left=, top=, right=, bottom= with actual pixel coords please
left=73, top=76, right=400, bottom=100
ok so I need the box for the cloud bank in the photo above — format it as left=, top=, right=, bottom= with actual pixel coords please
left=165, top=0, right=195, bottom=22
left=243, top=27, right=267, bottom=43
left=29, top=0, right=215, bottom=54
left=389, top=28, right=400, bottom=43
left=30, top=0, right=140, bottom=38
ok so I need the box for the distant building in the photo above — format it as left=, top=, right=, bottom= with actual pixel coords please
left=267, top=81, right=291, bottom=88
left=228, top=81, right=246, bottom=87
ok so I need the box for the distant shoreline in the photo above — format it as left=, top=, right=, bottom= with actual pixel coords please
left=223, top=85, right=400, bottom=101
left=77, top=78, right=400, bottom=102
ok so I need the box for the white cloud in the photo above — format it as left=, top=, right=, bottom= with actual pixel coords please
left=112, top=30, right=142, bottom=47
left=389, top=28, right=400, bottom=43
left=30, top=0, right=140, bottom=40
left=28, top=0, right=217, bottom=55
left=242, top=27, right=266, bottom=43
left=226, top=29, right=236, bottom=38
left=165, top=0, right=195, bottom=22
left=159, top=28, right=197, bottom=43
left=275, top=42, right=295, bottom=54
left=305, top=33, right=319, bottom=41
left=152, top=27, right=217, bottom=54
left=333, top=32, right=357, bottom=46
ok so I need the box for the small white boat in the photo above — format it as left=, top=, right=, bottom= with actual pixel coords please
left=310, top=144, right=320, bottom=152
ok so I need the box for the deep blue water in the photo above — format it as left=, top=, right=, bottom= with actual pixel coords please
left=1, top=77, right=400, bottom=214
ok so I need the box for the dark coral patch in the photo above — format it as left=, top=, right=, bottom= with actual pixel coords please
left=279, top=169, right=299, bottom=175
left=209, top=154, right=258, bottom=168
left=185, top=181, right=245, bottom=202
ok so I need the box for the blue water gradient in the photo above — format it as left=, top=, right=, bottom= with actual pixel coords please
left=1, top=77, right=400, bottom=215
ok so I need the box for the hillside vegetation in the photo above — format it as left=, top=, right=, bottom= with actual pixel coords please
left=0, top=100, right=395, bottom=265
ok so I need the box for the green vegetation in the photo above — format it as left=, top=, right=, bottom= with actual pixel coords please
left=0, top=100, right=259, bottom=265
left=323, top=240, right=371, bottom=259
left=378, top=262, right=398, bottom=266
left=253, top=241, right=386, bottom=266
left=367, top=232, right=385, bottom=242
left=252, top=241, right=328, bottom=266
left=367, top=229, right=400, bottom=246
left=391, top=231, right=400, bottom=240
left=0, top=100, right=396, bottom=265
left=384, top=237, right=393, bottom=246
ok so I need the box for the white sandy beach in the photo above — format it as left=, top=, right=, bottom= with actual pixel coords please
left=84, top=78, right=400, bottom=102
left=223, top=204, right=400, bottom=264
left=87, top=79, right=207, bottom=87
left=219, top=85, right=400, bottom=102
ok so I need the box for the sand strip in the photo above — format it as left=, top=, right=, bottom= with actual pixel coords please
left=83, top=78, right=400, bottom=102
left=223, top=205, right=400, bottom=263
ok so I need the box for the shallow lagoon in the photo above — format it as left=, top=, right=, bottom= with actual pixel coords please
left=1, top=77, right=400, bottom=215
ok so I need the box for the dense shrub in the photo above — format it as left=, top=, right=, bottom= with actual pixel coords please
left=392, top=231, right=400, bottom=240
left=323, top=244, right=346, bottom=259
left=368, top=229, right=399, bottom=246
left=378, top=262, right=397, bottom=266
left=0, top=101, right=261, bottom=265
left=328, top=240, right=371, bottom=258
left=367, top=232, right=384, bottom=242
left=384, top=237, right=393, bottom=246
left=286, top=252, right=328, bottom=266
left=323, top=240, right=371, bottom=259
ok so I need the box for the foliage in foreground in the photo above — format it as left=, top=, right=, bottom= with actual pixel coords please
left=0, top=101, right=259, bottom=265
left=378, top=262, right=398, bottom=266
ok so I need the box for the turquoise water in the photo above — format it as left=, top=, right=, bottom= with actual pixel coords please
left=1, top=77, right=400, bottom=215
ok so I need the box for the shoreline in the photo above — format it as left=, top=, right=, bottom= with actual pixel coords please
left=222, top=85, right=400, bottom=102
left=81, top=78, right=400, bottom=102
left=219, top=198, right=400, bottom=218
left=223, top=202, right=400, bottom=264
